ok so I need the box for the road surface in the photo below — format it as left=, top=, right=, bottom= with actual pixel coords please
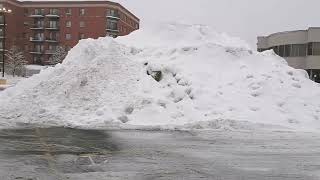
left=0, top=127, right=320, bottom=180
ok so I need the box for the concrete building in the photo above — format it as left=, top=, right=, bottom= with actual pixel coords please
left=257, top=27, right=320, bottom=82
left=0, top=0, right=139, bottom=67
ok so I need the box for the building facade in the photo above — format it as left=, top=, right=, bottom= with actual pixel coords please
left=0, top=0, right=139, bottom=66
left=257, top=27, right=320, bottom=82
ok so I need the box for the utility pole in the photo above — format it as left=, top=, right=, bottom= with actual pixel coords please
left=0, top=7, right=12, bottom=78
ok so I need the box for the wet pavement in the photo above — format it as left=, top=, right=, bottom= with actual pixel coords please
left=0, top=127, right=320, bottom=180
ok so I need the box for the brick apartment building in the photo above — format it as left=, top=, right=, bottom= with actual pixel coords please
left=0, top=0, right=139, bottom=66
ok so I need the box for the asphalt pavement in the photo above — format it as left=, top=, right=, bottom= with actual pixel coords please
left=0, top=127, right=320, bottom=180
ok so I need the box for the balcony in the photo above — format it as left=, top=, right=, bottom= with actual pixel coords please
left=106, top=13, right=120, bottom=20
left=45, top=38, right=59, bottom=43
left=30, top=26, right=45, bottom=30
left=106, top=28, right=119, bottom=33
left=29, top=50, right=44, bottom=54
left=30, top=37, right=45, bottom=42
left=46, top=9, right=60, bottom=18
left=29, top=14, right=45, bottom=18
left=46, top=14, right=60, bottom=18
left=46, top=26, right=59, bottom=30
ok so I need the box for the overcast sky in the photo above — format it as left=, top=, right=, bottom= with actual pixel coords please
left=25, top=0, right=320, bottom=48
left=115, top=0, right=320, bottom=48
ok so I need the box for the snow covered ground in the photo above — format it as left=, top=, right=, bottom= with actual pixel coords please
left=0, top=74, right=25, bottom=90
left=0, top=23, right=320, bottom=131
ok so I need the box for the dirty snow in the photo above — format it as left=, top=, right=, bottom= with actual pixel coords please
left=0, top=23, right=320, bottom=131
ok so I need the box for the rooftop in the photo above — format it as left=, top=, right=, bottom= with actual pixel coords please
left=3, top=0, right=139, bottom=21
left=259, top=27, right=320, bottom=38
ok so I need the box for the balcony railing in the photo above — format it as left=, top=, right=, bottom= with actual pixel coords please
left=106, top=27, right=119, bottom=32
left=46, top=13, right=60, bottom=18
left=106, top=13, right=120, bottom=20
left=45, top=38, right=59, bottom=43
left=46, top=25, right=59, bottom=30
left=30, top=13, right=45, bottom=18
left=30, top=25, right=45, bottom=30
left=30, top=37, right=45, bottom=42
left=30, top=50, right=44, bottom=54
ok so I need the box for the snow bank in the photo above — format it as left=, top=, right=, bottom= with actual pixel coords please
left=25, top=65, right=47, bottom=71
left=1, top=23, right=320, bottom=131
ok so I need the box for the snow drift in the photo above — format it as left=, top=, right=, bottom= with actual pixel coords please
left=1, top=23, right=320, bottom=131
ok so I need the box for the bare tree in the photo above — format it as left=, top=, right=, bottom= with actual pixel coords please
left=5, top=46, right=27, bottom=77
left=49, top=46, right=68, bottom=65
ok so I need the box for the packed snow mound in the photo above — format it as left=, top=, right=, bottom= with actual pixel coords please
left=1, top=23, right=320, bottom=131
left=0, top=39, right=143, bottom=128
left=117, top=23, right=250, bottom=49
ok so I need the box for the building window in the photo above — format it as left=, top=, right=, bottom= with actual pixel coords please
left=291, top=44, right=306, bottom=57
left=312, top=42, right=320, bottom=56
left=35, top=32, right=44, bottom=40
left=34, top=9, right=45, bottom=15
left=66, top=21, right=71, bottom=28
left=0, top=29, right=4, bottom=37
left=308, top=43, right=313, bottom=56
left=48, top=32, right=59, bottom=41
left=278, top=45, right=285, bottom=57
left=33, top=56, right=43, bottom=65
left=66, top=8, right=72, bottom=15
left=80, top=21, right=85, bottom=28
left=107, top=21, right=117, bottom=30
left=66, top=34, right=71, bottom=40
left=107, top=9, right=118, bottom=17
left=79, top=33, right=85, bottom=40
left=34, top=20, right=44, bottom=28
left=291, top=44, right=298, bottom=57
left=48, top=45, right=57, bottom=51
left=284, top=45, right=291, bottom=57
left=49, top=9, right=59, bottom=15
left=299, top=44, right=307, bottom=56
left=48, top=21, right=58, bottom=28
left=34, top=44, right=44, bottom=52
left=80, top=8, right=85, bottom=16
left=272, top=46, right=279, bottom=55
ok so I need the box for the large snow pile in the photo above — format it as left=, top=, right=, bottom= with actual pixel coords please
left=1, top=23, right=320, bottom=131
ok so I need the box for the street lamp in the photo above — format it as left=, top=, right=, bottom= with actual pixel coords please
left=0, top=7, right=12, bottom=78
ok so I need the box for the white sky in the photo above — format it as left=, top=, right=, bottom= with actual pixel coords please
left=117, top=0, right=320, bottom=48
left=23, top=0, right=320, bottom=48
